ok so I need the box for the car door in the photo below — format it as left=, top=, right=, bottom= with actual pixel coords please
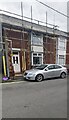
left=46, top=65, right=55, bottom=78
left=43, top=68, right=49, bottom=79
left=54, top=65, right=62, bottom=77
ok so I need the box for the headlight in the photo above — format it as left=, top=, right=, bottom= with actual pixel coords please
left=28, top=73, right=34, bottom=76
left=24, top=72, right=28, bottom=76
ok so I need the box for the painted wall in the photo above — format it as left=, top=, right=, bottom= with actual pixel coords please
left=56, top=37, right=67, bottom=65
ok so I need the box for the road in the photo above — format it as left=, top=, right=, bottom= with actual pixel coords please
left=2, top=77, right=67, bottom=118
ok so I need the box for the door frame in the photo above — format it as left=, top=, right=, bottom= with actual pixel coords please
left=12, top=48, right=21, bottom=73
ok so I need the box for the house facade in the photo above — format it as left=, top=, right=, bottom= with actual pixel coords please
left=2, top=24, right=31, bottom=77
left=66, top=37, right=69, bottom=65
left=66, top=1, right=69, bottom=70
left=0, top=14, right=68, bottom=78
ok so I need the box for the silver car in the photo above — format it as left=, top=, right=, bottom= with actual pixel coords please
left=24, top=64, right=67, bottom=82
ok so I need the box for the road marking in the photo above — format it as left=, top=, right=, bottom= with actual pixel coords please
left=0, top=81, right=25, bottom=85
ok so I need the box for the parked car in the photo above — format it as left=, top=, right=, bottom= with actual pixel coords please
left=63, top=64, right=69, bottom=74
left=24, top=64, right=67, bottom=82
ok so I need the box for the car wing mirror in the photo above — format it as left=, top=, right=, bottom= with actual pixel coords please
left=45, top=68, right=47, bottom=71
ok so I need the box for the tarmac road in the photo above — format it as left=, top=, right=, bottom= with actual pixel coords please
left=2, top=77, right=67, bottom=118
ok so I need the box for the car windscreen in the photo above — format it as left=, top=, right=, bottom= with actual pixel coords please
left=35, top=64, right=48, bottom=70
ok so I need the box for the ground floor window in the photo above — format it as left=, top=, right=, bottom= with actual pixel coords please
left=32, top=53, right=43, bottom=66
left=59, top=55, right=65, bottom=65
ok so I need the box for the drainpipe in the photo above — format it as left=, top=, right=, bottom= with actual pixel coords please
left=5, top=38, right=10, bottom=78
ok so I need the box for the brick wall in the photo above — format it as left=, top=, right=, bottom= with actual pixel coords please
left=66, top=39, right=69, bottom=64
left=43, top=37, right=56, bottom=64
left=3, top=28, right=31, bottom=74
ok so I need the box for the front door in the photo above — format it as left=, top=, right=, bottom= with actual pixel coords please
left=12, top=52, right=20, bottom=73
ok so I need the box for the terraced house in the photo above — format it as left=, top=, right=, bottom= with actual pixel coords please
left=0, top=14, right=68, bottom=79
left=66, top=1, right=69, bottom=72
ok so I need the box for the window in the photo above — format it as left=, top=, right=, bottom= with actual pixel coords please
left=36, top=64, right=48, bottom=70
left=13, top=52, right=18, bottom=55
left=33, top=57, right=42, bottom=64
left=33, top=53, right=37, bottom=56
left=47, top=65, right=55, bottom=70
left=13, top=56, right=19, bottom=64
left=32, top=34, right=43, bottom=45
left=59, top=40, right=65, bottom=50
left=16, top=57, right=18, bottom=64
left=54, top=65, right=62, bottom=69
left=13, top=56, right=15, bottom=64
left=59, top=55, right=65, bottom=65
left=38, top=53, right=42, bottom=56
left=32, top=53, right=43, bottom=65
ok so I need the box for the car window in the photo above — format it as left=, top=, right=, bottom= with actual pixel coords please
left=54, top=65, right=62, bottom=69
left=47, top=65, right=55, bottom=70
left=35, top=64, right=48, bottom=70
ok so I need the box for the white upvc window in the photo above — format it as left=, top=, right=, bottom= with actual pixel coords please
left=58, top=38, right=66, bottom=50
left=32, top=53, right=43, bottom=66
left=59, top=55, right=65, bottom=65
left=59, top=41, right=65, bottom=49
left=31, top=34, right=43, bottom=46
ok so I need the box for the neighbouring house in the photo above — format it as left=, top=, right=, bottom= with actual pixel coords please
left=2, top=24, right=31, bottom=77
left=0, top=14, right=68, bottom=78
left=67, top=2, right=69, bottom=72
left=66, top=36, right=69, bottom=72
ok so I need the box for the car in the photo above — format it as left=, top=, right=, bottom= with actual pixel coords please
left=23, top=64, right=67, bottom=82
left=63, top=64, right=69, bottom=74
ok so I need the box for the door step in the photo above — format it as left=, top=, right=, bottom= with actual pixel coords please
left=15, top=73, right=23, bottom=77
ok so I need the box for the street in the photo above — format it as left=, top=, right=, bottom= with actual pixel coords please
left=2, top=77, right=67, bottom=118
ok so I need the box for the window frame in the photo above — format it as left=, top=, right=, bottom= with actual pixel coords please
left=32, top=53, right=43, bottom=66
left=47, top=65, right=55, bottom=70
left=59, top=55, right=65, bottom=65
left=54, top=65, right=62, bottom=69
left=31, top=34, right=43, bottom=46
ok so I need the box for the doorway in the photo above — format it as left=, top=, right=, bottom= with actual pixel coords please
left=12, top=51, right=20, bottom=73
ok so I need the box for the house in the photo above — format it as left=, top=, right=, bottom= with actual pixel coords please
left=0, top=14, right=68, bottom=78
left=66, top=1, right=69, bottom=72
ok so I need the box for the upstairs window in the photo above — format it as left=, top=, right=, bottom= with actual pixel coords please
left=32, top=34, right=43, bottom=46
left=58, top=38, right=66, bottom=50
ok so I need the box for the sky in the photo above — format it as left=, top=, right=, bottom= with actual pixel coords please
left=0, top=0, right=69, bottom=32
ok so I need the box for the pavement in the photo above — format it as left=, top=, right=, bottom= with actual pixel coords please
left=1, top=75, right=24, bottom=83
left=1, top=72, right=69, bottom=84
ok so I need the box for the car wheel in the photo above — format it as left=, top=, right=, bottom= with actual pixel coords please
left=36, top=74, right=43, bottom=82
left=60, top=72, right=66, bottom=79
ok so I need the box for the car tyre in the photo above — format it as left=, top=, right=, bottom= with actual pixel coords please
left=36, top=74, right=43, bottom=82
left=60, top=72, right=66, bottom=79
